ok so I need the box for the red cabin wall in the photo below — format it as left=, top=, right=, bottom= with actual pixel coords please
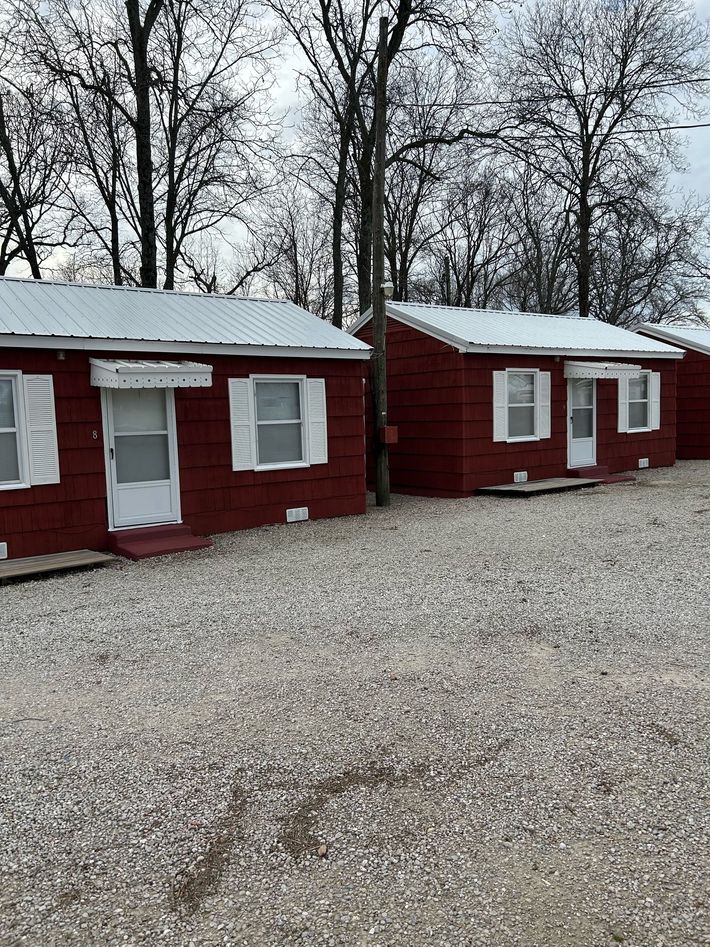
left=0, top=348, right=367, bottom=560
left=355, top=319, right=467, bottom=496
left=463, top=355, right=676, bottom=491
left=354, top=318, right=677, bottom=497
left=674, top=348, right=710, bottom=459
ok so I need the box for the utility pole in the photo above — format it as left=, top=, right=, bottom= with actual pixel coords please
left=443, top=254, right=451, bottom=306
left=371, top=14, right=390, bottom=507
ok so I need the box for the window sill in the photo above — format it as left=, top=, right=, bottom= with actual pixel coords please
left=254, top=461, right=310, bottom=472
left=506, top=435, right=539, bottom=444
left=0, top=482, right=30, bottom=492
left=627, top=427, right=651, bottom=434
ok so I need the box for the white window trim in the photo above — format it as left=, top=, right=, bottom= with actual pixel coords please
left=252, top=374, right=310, bottom=471
left=627, top=370, right=652, bottom=433
left=0, top=370, right=30, bottom=491
left=505, top=368, right=541, bottom=443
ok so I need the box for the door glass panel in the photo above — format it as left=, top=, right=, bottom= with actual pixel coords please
left=112, top=389, right=167, bottom=433
left=255, top=382, right=301, bottom=421
left=0, top=431, right=20, bottom=482
left=115, top=434, right=170, bottom=483
left=507, top=373, right=535, bottom=405
left=0, top=379, right=16, bottom=428
left=629, top=402, right=649, bottom=430
left=257, top=423, right=303, bottom=464
left=508, top=405, right=536, bottom=438
left=571, top=379, right=593, bottom=407
left=572, top=407, right=593, bottom=438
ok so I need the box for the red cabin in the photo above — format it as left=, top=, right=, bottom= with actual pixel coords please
left=351, top=303, right=684, bottom=497
left=0, top=278, right=371, bottom=561
left=636, top=324, right=710, bottom=460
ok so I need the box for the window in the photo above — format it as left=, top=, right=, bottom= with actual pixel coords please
left=0, top=374, right=26, bottom=488
left=618, top=370, right=661, bottom=434
left=228, top=375, right=329, bottom=472
left=628, top=372, right=650, bottom=431
left=507, top=371, right=537, bottom=440
left=254, top=379, right=304, bottom=467
left=493, top=369, right=552, bottom=443
left=0, top=372, right=60, bottom=490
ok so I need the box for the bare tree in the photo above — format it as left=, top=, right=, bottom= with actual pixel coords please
left=590, top=190, right=710, bottom=326
left=504, top=169, right=577, bottom=314
left=0, top=39, right=73, bottom=276
left=259, top=191, right=335, bottom=317
left=419, top=163, right=513, bottom=308
left=497, top=0, right=710, bottom=317
left=13, top=0, right=277, bottom=287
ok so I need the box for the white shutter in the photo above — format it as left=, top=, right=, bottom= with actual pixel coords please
left=650, top=371, right=661, bottom=430
left=228, top=378, right=255, bottom=471
left=617, top=377, right=629, bottom=433
left=23, top=374, right=60, bottom=485
left=538, top=371, right=551, bottom=439
left=306, top=378, right=328, bottom=465
left=492, top=371, right=507, bottom=442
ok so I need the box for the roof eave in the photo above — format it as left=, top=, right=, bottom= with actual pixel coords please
left=462, top=344, right=685, bottom=359
left=0, top=335, right=373, bottom=360
left=637, top=324, right=710, bottom=358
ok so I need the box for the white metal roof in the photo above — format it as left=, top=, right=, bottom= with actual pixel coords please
left=637, top=323, right=710, bottom=357
left=0, top=277, right=371, bottom=359
left=350, top=302, right=684, bottom=359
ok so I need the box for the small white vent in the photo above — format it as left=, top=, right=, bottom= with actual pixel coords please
left=513, top=471, right=528, bottom=483
left=0, top=542, right=7, bottom=560
left=286, top=507, right=309, bottom=523
left=638, top=458, right=649, bottom=469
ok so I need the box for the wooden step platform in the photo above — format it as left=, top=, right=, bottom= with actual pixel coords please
left=0, top=549, right=117, bottom=583
left=477, top=477, right=602, bottom=497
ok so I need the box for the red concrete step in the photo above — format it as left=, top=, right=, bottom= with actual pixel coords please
left=567, top=465, right=635, bottom=485
left=110, top=523, right=194, bottom=543
left=109, top=524, right=213, bottom=560
left=568, top=465, right=609, bottom=478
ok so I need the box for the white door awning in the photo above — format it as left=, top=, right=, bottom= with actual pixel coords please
left=90, top=358, right=213, bottom=389
left=564, top=360, right=641, bottom=381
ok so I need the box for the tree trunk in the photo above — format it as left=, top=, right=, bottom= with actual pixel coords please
left=331, top=118, right=351, bottom=329
left=125, top=0, right=162, bottom=288
left=577, top=198, right=592, bottom=318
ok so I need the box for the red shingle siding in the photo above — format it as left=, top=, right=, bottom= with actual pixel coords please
left=355, top=317, right=677, bottom=497
left=674, top=347, right=710, bottom=459
left=356, top=318, right=467, bottom=496
left=0, top=349, right=366, bottom=559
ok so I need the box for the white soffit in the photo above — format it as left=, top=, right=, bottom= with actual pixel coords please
left=90, top=358, right=213, bottom=389
left=564, top=361, right=642, bottom=380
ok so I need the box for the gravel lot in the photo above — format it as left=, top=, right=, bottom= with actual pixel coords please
left=1, top=460, right=708, bottom=947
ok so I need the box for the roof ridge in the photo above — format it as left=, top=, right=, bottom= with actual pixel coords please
left=390, top=301, right=583, bottom=322
left=0, top=275, right=290, bottom=305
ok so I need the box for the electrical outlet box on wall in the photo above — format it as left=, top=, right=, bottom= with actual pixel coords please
left=513, top=471, right=528, bottom=483
left=286, top=507, right=309, bottom=523
left=638, top=458, right=650, bottom=469
left=0, top=542, right=7, bottom=560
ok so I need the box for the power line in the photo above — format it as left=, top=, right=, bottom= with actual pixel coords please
left=392, top=76, right=710, bottom=112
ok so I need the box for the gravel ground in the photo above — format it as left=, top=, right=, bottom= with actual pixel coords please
left=1, top=460, right=708, bottom=947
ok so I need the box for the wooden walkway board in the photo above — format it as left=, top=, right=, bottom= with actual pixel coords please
left=477, top=477, right=602, bottom=497
left=0, top=549, right=117, bottom=581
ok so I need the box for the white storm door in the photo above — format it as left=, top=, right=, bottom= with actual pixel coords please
left=568, top=378, right=596, bottom=468
left=104, top=388, right=181, bottom=528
